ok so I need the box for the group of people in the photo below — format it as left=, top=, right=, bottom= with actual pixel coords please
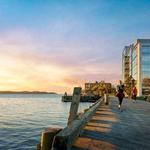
left=116, top=81, right=137, bottom=110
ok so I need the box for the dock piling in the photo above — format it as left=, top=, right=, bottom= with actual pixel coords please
left=40, top=128, right=61, bottom=150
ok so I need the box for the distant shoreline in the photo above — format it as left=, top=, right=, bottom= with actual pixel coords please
left=0, top=91, right=57, bottom=94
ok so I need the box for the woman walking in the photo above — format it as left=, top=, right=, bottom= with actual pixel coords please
left=116, top=88, right=125, bottom=110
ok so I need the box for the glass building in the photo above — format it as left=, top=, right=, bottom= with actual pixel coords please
left=122, top=39, right=150, bottom=96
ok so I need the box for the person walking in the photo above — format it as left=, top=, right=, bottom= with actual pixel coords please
left=132, top=86, right=137, bottom=102
left=116, top=88, right=125, bottom=110
left=116, top=80, right=125, bottom=93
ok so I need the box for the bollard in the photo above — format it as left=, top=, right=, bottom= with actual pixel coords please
left=40, top=128, right=61, bottom=150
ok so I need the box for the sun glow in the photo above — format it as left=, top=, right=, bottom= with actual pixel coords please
left=0, top=50, right=75, bottom=93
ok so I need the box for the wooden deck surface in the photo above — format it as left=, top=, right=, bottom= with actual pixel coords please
left=72, top=97, right=150, bottom=150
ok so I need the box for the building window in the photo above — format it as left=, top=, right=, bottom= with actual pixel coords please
left=141, top=46, right=150, bottom=95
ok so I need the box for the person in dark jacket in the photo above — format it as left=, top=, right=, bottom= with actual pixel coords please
left=116, top=88, right=125, bottom=110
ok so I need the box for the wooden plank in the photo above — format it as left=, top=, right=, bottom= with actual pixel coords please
left=72, top=97, right=150, bottom=150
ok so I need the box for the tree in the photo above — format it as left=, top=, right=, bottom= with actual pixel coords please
left=124, top=75, right=135, bottom=98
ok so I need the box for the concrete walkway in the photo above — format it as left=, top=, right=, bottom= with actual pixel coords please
left=72, top=97, right=150, bottom=150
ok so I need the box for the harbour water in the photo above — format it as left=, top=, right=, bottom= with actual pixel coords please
left=0, top=94, right=92, bottom=150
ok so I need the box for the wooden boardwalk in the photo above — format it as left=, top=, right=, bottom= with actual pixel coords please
left=72, top=97, right=150, bottom=150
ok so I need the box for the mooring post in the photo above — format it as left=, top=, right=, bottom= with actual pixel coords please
left=67, top=87, right=81, bottom=126
left=40, top=128, right=61, bottom=150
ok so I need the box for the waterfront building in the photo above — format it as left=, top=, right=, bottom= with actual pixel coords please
left=122, top=39, right=150, bottom=96
left=84, top=81, right=112, bottom=96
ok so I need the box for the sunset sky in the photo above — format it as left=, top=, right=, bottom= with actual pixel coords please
left=0, top=0, right=150, bottom=93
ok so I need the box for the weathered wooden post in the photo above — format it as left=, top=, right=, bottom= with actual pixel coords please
left=39, top=128, right=61, bottom=150
left=67, top=87, right=82, bottom=125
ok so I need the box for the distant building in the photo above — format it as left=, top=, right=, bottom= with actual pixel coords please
left=122, top=39, right=150, bottom=96
left=85, top=82, right=99, bottom=95
left=84, top=81, right=112, bottom=96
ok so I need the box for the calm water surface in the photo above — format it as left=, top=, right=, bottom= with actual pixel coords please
left=0, top=94, right=92, bottom=150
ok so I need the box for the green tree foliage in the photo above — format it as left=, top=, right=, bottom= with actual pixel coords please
left=124, top=75, right=135, bottom=98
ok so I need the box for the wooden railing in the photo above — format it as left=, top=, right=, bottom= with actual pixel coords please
left=37, top=87, right=103, bottom=150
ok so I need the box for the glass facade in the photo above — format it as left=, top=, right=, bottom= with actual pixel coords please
left=141, top=45, right=150, bottom=95
left=122, top=39, right=150, bottom=96
left=131, top=47, right=137, bottom=81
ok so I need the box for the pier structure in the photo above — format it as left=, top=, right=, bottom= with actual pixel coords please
left=62, top=81, right=111, bottom=103
left=37, top=87, right=150, bottom=150
left=62, top=95, right=100, bottom=102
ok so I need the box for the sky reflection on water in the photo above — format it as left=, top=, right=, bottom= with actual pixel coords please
left=0, top=94, right=92, bottom=150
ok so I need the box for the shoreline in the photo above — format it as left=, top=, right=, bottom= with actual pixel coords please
left=0, top=91, right=58, bottom=94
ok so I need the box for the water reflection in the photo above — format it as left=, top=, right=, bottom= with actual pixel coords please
left=0, top=94, right=92, bottom=150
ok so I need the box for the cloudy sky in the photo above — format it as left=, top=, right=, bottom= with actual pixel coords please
left=0, top=0, right=150, bottom=93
